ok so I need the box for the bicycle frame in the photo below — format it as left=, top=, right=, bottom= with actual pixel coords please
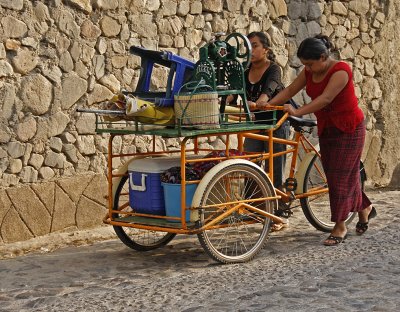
left=238, top=113, right=327, bottom=205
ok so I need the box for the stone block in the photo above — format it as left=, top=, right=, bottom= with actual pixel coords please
left=9, top=159, right=22, bottom=174
left=87, top=84, right=113, bottom=105
left=45, top=151, right=65, bottom=168
left=65, top=0, right=92, bottom=14
left=0, top=189, right=11, bottom=223
left=57, top=10, right=80, bottom=38
left=76, top=114, right=96, bottom=135
left=1, top=208, right=33, bottom=243
left=202, top=0, right=222, bottom=12
left=349, top=0, right=369, bottom=15
left=76, top=196, right=106, bottom=229
left=268, top=0, right=287, bottom=19
left=15, top=117, right=37, bottom=142
left=7, top=141, right=25, bottom=158
left=29, top=153, right=44, bottom=170
left=161, top=0, right=177, bottom=16
left=50, top=137, right=63, bottom=152
left=0, top=0, right=24, bottom=10
left=190, top=1, right=202, bottom=14
left=39, top=167, right=55, bottom=180
left=99, top=74, right=120, bottom=93
left=61, top=74, right=88, bottom=109
left=48, top=112, right=70, bottom=138
left=7, top=186, right=51, bottom=237
left=20, top=74, right=52, bottom=116
left=11, top=49, right=39, bottom=74
left=92, top=0, right=119, bottom=10
left=59, top=51, right=74, bottom=73
left=0, top=60, right=13, bottom=78
left=1, top=16, right=27, bottom=38
left=100, top=16, right=121, bottom=37
left=177, top=0, right=190, bottom=16
left=332, top=1, right=347, bottom=16
left=51, top=184, right=76, bottom=232
left=20, top=166, right=38, bottom=183
left=83, top=174, right=107, bottom=205
left=57, top=173, right=93, bottom=203
left=0, top=123, right=11, bottom=144
left=0, top=173, right=19, bottom=187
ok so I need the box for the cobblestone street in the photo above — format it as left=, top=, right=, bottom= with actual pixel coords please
left=0, top=189, right=399, bottom=312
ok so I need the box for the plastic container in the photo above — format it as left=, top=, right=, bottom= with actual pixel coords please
left=128, top=157, right=181, bottom=215
left=162, top=183, right=198, bottom=222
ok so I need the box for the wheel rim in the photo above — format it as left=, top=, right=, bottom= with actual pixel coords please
left=198, top=164, right=275, bottom=263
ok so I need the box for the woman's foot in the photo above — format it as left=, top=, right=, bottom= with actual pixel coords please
left=323, top=221, right=347, bottom=246
left=356, top=206, right=377, bottom=235
left=323, top=234, right=348, bottom=246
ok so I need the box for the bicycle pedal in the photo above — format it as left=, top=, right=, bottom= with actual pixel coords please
left=284, top=178, right=297, bottom=192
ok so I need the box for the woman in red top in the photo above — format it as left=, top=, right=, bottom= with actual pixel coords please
left=260, top=35, right=375, bottom=246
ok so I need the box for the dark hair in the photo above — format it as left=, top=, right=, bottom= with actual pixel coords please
left=247, top=31, right=276, bottom=62
left=297, top=35, right=333, bottom=60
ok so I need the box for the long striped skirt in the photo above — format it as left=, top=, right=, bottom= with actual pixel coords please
left=319, top=121, right=372, bottom=222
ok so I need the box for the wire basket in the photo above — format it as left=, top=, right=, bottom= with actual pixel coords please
left=174, top=91, right=220, bottom=129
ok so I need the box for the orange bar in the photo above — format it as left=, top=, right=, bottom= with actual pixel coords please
left=107, top=135, right=114, bottom=219
left=241, top=203, right=284, bottom=224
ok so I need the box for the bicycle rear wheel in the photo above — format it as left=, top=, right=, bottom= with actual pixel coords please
left=196, top=160, right=276, bottom=264
left=300, top=155, right=364, bottom=232
left=112, top=175, right=176, bottom=251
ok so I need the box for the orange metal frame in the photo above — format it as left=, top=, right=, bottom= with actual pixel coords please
left=103, top=111, right=328, bottom=234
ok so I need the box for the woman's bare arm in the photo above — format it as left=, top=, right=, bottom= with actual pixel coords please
left=257, top=69, right=307, bottom=109
left=283, top=70, right=349, bottom=116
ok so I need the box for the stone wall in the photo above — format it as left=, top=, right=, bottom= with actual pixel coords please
left=0, top=0, right=399, bottom=244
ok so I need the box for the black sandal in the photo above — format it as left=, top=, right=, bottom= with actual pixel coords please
left=323, top=234, right=348, bottom=246
left=356, top=206, right=377, bottom=235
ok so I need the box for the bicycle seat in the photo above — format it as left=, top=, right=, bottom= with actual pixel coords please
left=288, top=116, right=317, bottom=128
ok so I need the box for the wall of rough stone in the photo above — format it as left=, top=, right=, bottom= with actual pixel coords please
left=0, top=0, right=399, bottom=244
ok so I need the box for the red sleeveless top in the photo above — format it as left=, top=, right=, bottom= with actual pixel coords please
left=305, top=61, right=364, bottom=136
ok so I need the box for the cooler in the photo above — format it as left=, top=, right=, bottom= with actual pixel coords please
left=162, top=183, right=198, bottom=222
left=128, top=157, right=181, bottom=215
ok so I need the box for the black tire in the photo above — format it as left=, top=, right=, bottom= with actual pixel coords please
left=300, top=155, right=366, bottom=232
left=112, top=175, right=176, bottom=251
left=196, top=163, right=276, bottom=264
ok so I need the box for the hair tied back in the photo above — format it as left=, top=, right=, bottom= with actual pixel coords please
left=315, top=35, right=332, bottom=51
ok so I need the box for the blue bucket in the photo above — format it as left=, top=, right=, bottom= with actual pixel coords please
left=162, top=183, right=198, bottom=222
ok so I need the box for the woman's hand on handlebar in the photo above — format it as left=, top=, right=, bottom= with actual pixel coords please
left=234, top=99, right=257, bottom=111
left=283, top=103, right=301, bottom=117
left=255, top=101, right=275, bottom=111
left=247, top=101, right=258, bottom=111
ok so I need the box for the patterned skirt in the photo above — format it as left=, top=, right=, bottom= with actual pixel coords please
left=319, top=121, right=372, bottom=222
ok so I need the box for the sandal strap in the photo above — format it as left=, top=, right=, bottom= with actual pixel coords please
left=356, top=221, right=369, bottom=230
left=324, top=234, right=346, bottom=245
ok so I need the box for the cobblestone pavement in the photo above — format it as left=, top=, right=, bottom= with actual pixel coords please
left=0, top=189, right=399, bottom=312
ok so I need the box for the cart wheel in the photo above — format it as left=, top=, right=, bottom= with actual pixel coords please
left=300, top=155, right=362, bottom=232
left=194, top=160, right=276, bottom=264
left=112, top=174, right=176, bottom=251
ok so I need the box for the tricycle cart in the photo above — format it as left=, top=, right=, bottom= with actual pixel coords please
left=79, top=33, right=358, bottom=264
left=99, top=114, right=288, bottom=264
